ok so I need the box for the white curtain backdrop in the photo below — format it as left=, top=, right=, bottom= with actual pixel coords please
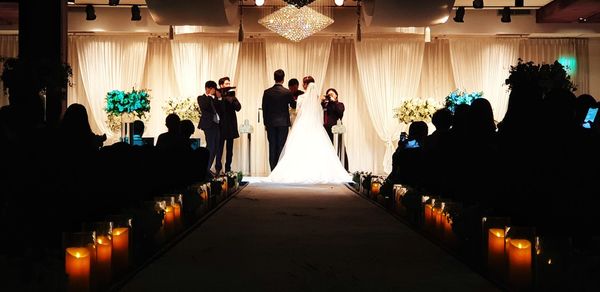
left=265, top=38, right=332, bottom=93
left=418, top=39, right=456, bottom=103
left=170, top=36, right=240, bottom=99
left=449, top=38, right=520, bottom=121
left=355, top=38, right=425, bottom=174
left=74, top=36, right=148, bottom=139
left=142, top=37, right=180, bottom=139
left=323, top=39, right=384, bottom=174
left=65, top=35, right=592, bottom=175
left=234, top=39, right=271, bottom=176
left=519, top=38, right=589, bottom=94
left=0, top=35, right=18, bottom=108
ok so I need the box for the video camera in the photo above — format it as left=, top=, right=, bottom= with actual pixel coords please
left=218, top=86, right=237, bottom=98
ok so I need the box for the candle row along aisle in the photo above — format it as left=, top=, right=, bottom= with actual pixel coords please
left=62, top=174, right=243, bottom=292
left=351, top=171, right=569, bottom=292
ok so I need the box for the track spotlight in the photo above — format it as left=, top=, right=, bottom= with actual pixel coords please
left=473, top=0, right=484, bottom=9
left=454, top=7, right=465, bottom=22
left=424, top=27, right=431, bottom=43
left=501, top=7, right=511, bottom=23
left=515, top=0, right=524, bottom=7
left=109, top=0, right=120, bottom=6
left=255, top=0, right=265, bottom=6
left=168, top=25, right=174, bottom=40
left=86, top=5, right=96, bottom=21
left=131, top=5, right=142, bottom=21
left=335, top=0, right=344, bottom=6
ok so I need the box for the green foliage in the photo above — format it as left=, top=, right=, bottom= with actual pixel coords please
left=505, top=58, right=577, bottom=93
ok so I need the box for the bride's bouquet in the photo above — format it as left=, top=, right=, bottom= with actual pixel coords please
left=393, top=99, right=440, bottom=125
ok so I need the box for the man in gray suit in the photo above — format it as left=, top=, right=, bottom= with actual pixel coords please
left=262, top=69, right=297, bottom=170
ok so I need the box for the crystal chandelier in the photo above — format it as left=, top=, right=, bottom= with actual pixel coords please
left=259, top=5, right=334, bottom=42
left=283, top=0, right=316, bottom=8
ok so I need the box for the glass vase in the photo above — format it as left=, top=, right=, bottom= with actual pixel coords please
left=107, top=215, right=132, bottom=276
left=82, top=222, right=113, bottom=289
left=505, top=226, right=536, bottom=291
left=482, top=216, right=511, bottom=280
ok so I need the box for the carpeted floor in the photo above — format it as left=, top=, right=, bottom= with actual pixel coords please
left=122, top=183, right=498, bottom=291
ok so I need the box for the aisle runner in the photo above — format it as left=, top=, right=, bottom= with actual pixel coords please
left=123, top=183, right=498, bottom=291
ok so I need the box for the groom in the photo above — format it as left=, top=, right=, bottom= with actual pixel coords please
left=262, top=69, right=296, bottom=170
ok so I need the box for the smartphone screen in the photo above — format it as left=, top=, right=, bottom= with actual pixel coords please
left=583, top=108, right=598, bottom=128
left=405, top=140, right=420, bottom=149
left=585, top=108, right=598, bottom=123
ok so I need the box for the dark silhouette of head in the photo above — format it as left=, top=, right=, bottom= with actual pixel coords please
left=452, top=104, right=470, bottom=135
left=165, top=113, right=181, bottom=133
left=432, top=108, right=453, bottom=132
left=409, top=121, right=428, bottom=143
left=543, top=88, right=577, bottom=130
left=288, top=78, right=300, bottom=93
left=274, top=69, right=285, bottom=83
left=498, top=85, right=543, bottom=135
left=575, top=94, right=597, bottom=123
left=180, top=119, right=195, bottom=138
left=61, top=103, right=92, bottom=137
left=205, top=80, right=217, bottom=90
left=132, top=120, right=145, bottom=136
left=468, top=98, right=496, bottom=138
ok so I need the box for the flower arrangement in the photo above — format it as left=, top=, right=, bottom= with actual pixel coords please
left=105, top=88, right=151, bottom=132
left=505, top=58, right=577, bottom=93
left=444, top=90, right=483, bottom=112
left=163, top=97, right=200, bottom=124
left=393, top=99, right=440, bottom=124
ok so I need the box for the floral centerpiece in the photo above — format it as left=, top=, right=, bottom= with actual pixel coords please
left=163, top=97, right=200, bottom=124
left=444, top=89, right=483, bottom=112
left=505, top=58, right=577, bottom=93
left=393, top=99, right=440, bottom=124
left=105, top=88, right=151, bottom=131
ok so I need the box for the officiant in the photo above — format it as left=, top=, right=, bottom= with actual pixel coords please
left=215, top=77, right=241, bottom=174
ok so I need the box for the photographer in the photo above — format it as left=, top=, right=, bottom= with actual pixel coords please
left=320, top=88, right=345, bottom=142
left=215, top=77, right=241, bottom=174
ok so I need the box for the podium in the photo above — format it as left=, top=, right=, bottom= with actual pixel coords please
left=331, top=120, right=347, bottom=168
left=239, top=119, right=254, bottom=176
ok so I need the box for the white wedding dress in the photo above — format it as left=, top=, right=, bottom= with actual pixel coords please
left=267, top=83, right=351, bottom=184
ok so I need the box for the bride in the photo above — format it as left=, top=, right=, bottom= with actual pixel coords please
left=267, top=77, right=351, bottom=184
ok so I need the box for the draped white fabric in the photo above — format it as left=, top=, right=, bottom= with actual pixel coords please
left=355, top=38, right=425, bottom=173
left=233, top=39, right=271, bottom=176
left=0, top=35, right=18, bottom=108
left=74, top=36, right=148, bottom=139
left=170, top=37, right=240, bottom=99
left=65, top=35, right=592, bottom=175
left=142, top=38, right=180, bottom=139
left=449, top=38, right=519, bottom=121
left=323, top=39, right=384, bottom=174
left=520, top=38, right=589, bottom=94
left=265, top=38, right=332, bottom=93
left=418, top=40, right=456, bottom=103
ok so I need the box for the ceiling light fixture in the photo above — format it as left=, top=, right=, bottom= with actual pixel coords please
left=501, top=7, right=511, bottom=23
left=131, top=5, right=142, bottom=21
left=283, top=0, right=316, bottom=8
left=454, top=7, right=465, bottom=22
left=259, top=5, right=333, bottom=42
left=109, top=0, right=120, bottom=6
left=473, top=0, right=484, bottom=9
left=255, top=0, right=265, bottom=6
left=515, top=0, right=524, bottom=7
left=86, top=5, right=96, bottom=21
left=335, top=0, right=344, bottom=6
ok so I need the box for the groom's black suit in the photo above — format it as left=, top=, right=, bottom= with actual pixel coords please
left=262, top=84, right=296, bottom=170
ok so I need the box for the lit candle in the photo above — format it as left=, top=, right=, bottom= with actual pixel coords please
left=371, top=182, right=381, bottom=197
left=65, top=247, right=91, bottom=292
left=424, top=204, right=433, bottom=229
left=443, top=214, right=454, bottom=244
left=222, top=179, right=228, bottom=193
left=164, top=205, right=175, bottom=235
left=488, top=228, right=505, bottom=276
left=508, top=239, right=532, bottom=290
left=95, top=235, right=112, bottom=286
left=112, top=227, right=129, bottom=274
left=432, top=207, right=442, bottom=234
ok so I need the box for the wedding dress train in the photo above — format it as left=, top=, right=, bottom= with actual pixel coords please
left=267, top=83, right=351, bottom=184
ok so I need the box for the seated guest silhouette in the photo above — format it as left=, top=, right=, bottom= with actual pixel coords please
left=388, top=121, right=428, bottom=188
left=180, top=119, right=196, bottom=149
left=156, top=114, right=187, bottom=151
left=131, top=120, right=145, bottom=146
left=59, top=103, right=106, bottom=153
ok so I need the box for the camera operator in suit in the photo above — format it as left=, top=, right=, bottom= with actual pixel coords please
left=215, top=77, right=241, bottom=174
left=197, top=80, right=221, bottom=177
